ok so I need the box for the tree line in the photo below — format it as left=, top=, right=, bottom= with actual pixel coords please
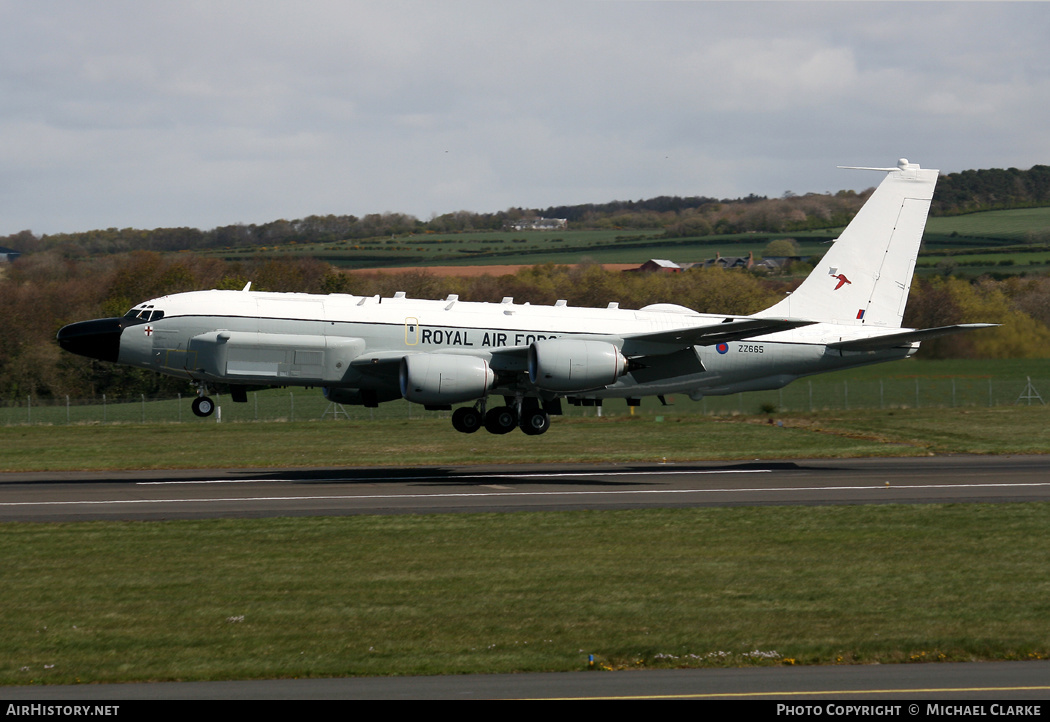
left=3, top=165, right=1047, bottom=258
left=2, top=252, right=1047, bottom=402
left=932, top=165, right=1050, bottom=215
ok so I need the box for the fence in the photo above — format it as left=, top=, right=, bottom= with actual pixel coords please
left=2, top=376, right=1046, bottom=427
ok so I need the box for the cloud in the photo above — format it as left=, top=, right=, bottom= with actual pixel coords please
left=1, top=1, right=1047, bottom=235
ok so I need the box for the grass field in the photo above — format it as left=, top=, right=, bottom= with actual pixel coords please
left=2, top=361, right=1049, bottom=685
left=3, top=503, right=1050, bottom=684
left=1, top=405, right=1049, bottom=472
left=5, top=358, right=1049, bottom=430
left=925, top=207, right=1050, bottom=242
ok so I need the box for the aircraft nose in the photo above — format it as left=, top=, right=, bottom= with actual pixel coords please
left=56, top=318, right=126, bottom=363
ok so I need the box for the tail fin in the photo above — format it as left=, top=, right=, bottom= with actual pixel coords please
left=760, top=159, right=938, bottom=328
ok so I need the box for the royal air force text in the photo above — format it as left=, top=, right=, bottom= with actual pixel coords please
left=417, top=329, right=556, bottom=347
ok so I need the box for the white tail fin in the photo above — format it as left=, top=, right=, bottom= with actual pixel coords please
left=760, top=159, right=938, bottom=328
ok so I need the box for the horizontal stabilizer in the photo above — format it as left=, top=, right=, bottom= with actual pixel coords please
left=622, top=317, right=815, bottom=354
left=826, top=324, right=999, bottom=352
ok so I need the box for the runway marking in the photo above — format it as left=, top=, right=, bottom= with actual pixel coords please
left=135, top=469, right=772, bottom=485
left=3, top=481, right=1050, bottom=508
left=542, top=684, right=1050, bottom=700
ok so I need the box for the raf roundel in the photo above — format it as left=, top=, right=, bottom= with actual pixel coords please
left=716, top=342, right=729, bottom=354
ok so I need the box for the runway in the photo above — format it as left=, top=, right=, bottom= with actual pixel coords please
left=3, top=454, right=1049, bottom=700
left=4, top=661, right=1050, bottom=700
left=1, top=454, right=1049, bottom=522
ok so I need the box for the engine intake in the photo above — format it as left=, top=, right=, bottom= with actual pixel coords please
left=528, top=339, right=627, bottom=392
left=399, top=354, right=495, bottom=405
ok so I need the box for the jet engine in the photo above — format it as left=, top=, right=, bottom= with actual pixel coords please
left=528, top=339, right=628, bottom=392
left=399, top=354, right=495, bottom=405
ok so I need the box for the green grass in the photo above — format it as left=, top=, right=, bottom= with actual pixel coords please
left=3, top=360, right=1049, bottom=471
left=926, top=207, right=1050, bottom=242
left=3, top=358, right=1047, bottom=472
left=3, top=504, right=1050, bottom=684
left=1, top=405, right=1048, bottom=473
left=3, top=361, right=1049, bottom=685
left=6, top=358, right=1049, bottom=429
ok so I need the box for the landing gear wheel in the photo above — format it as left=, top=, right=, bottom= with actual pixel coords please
left=452, top=407, right=482, bottom=434
left=484, top=406, right=517, bottom=435
left=519, top=409, right=551, bottom=436
left=192, top=396, right=215, bottom=418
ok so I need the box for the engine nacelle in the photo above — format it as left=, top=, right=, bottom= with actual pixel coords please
left=399, top=354, right=495, bottom=405
left=528, top=339, right=628, bottom=392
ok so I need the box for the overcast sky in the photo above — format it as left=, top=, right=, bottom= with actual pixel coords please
left=2, top=1, right=1048, bottom=236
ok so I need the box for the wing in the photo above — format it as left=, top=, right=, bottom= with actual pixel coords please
left=345, top=317, right=818, bottom=397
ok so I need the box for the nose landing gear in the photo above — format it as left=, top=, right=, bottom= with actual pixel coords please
left=191, top=394, right=215, bottom=417
left=190, top=382, right=215, bottom=417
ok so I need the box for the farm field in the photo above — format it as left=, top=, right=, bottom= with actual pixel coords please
left=211, top=228, right=838, bottom=270
left=925, top=206, right=1050, bottom=242
left=198, top=206, right=1050, bottom=277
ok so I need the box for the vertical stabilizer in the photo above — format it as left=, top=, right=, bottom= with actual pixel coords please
left=760, top=159, right=938, bottom=328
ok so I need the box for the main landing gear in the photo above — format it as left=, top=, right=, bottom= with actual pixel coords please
left=451, top=400, right=551, bottom=436
left=518, top=406, right=551, bottom=435
left=451, top=406, right=483, bottom=433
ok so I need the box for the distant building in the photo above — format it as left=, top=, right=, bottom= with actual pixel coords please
left=503, top=218, right=568, bottom=231
left=698, top=251, right=754, bottom=270
left=756, top=255, right=807, bottom=272
left=625, top=259, right=682, bottom=273
left=626, top=253, right=767, bottom=273
left=0, top=246, right=21, bottom=263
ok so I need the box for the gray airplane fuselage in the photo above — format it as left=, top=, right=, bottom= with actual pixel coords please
left=107, top=290, right=911, bottom=402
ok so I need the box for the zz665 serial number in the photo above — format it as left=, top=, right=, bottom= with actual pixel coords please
left=738, top=344, right=765, bottom=354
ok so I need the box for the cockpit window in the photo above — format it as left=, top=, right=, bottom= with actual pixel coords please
left=123, top=306, right=164, bottom=323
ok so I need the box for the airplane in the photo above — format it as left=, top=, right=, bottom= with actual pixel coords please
left=57, top=159, right=995, bottom=435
